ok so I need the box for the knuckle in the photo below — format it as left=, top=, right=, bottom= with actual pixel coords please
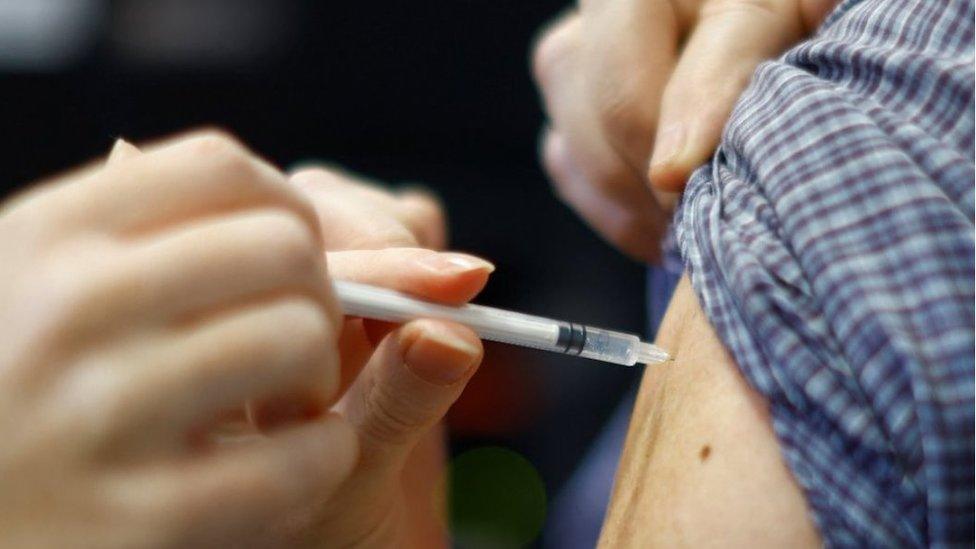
left=361, top=410, right=413, bottom=450
left=182, top=132, right=261, bottom=186
left=531, top=17, right=577, bottom=87
left=543, top=157, right=601, bottom=214
left=543, top=155, right=583, bottom=208
left=42, top=360, right=128, bottom=453
left=417, top=196, right=445, bottom=223
left=548, top=177, right=578, bottom=210
left=200, top=139, right=254, bottom=177
left=363, top=386, right=417, bottom=445
left=261, top=212, right=322, bottom=276
left=371, top=225, right=421, bottom=248
left=531, top=33, right=559, bottom=86
left=290, top=166, right=341, bottom=188
left=541, top=132, right=572, bottom=187
left=97, top=374, right=142, bottom=426
left=53, top=245, right=135, bottom=329
left=343, top=224, right=419, bottom=249
left=542, top=138, right=632, bottom=206
left=278, top=298, right=333, bottom=351
left=86, top=260, right=140, bottom=310
left=275, top=298, right=338, bottom=395
left=591, top=81, right=654, bottom=157
left=182, top=128, right=246, bottom=154
left=180, top=132, right=319, bottom=231
left=400, top=191, right=444, bottom=225
left=360, top=381, right=424, bottom=447
left=288, top=190, right=321, bottom=229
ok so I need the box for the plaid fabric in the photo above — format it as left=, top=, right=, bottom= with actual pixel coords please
left=672, top=0, right=975, bottom=546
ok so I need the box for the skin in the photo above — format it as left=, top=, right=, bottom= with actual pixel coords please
left=0, top=130, right=485, bottom=547
left=279, top=167, right=492, bottom=548
left=599, top=277, right=820, bottom=546
left=532, top=0, right=838, bottom=261
left=530, top=0, right=840, bottom=543
left=0, top=2, right=845, bottom=541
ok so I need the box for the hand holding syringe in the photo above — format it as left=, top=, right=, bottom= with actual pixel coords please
left=335, top=280, right=670, bottom=366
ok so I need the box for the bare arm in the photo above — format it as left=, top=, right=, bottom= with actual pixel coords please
left=600, top=275, right=820, bottom=547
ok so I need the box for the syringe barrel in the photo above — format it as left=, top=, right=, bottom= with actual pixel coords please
left=572, top=326, right=642, bottom=366
left=334, top=281, right=643, bottom=366
left=449, top=303, right=562, bottom=352
left=455, top=304, right=640, bottom=366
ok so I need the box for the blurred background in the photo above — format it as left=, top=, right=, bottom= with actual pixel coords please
left=0, top=1, right=647, bottom=545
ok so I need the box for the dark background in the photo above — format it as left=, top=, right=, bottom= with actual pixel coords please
left=0, top=1, right=646, bottom=545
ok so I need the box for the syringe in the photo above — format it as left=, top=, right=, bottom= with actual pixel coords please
left=334, top=280, right=670, bottom=366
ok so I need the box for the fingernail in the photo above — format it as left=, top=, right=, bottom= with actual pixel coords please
left=650, top=124, right=688, bottom=171
left=404, top=322, right=481, bottom=386
left=648, top=124, right=691, bottom=191
left=417, top=253, right=495, bottom=275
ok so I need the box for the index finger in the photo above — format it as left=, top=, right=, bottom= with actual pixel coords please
left=290, top=167, right=448, bottom=251
left=325, top=247, right=493, bottom=398
left=327, top=247, right=494, bottom=305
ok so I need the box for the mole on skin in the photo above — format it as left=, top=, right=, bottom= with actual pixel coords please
left=699, top=445, right=711, bottom=462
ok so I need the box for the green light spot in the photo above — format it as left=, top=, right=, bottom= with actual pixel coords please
left=448, top=446, right=547, bottom=548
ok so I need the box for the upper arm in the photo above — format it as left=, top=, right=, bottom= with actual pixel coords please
left=599, top=274, right=819, bottom=547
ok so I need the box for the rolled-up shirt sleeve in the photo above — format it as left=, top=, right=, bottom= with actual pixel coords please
left=672, top=0, right=975, bottom=545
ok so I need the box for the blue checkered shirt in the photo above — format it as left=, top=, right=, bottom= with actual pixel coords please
left=673, top=0, right=975, bottom=545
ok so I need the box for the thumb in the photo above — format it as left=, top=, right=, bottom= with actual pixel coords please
left=336, top=319, right=482, bottom=468
left=326, top=247, right=493, bottom=396
left=648, top=0, right=835, bottom=191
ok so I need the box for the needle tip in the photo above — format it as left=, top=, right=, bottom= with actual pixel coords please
left=637, top=342, right=671, bottom=364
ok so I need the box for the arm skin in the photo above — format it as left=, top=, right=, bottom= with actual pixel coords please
left=600, top=275, right=820, bottom=547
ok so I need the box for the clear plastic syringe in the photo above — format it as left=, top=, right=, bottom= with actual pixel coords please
left=334, top=280, right=670, bottom=366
